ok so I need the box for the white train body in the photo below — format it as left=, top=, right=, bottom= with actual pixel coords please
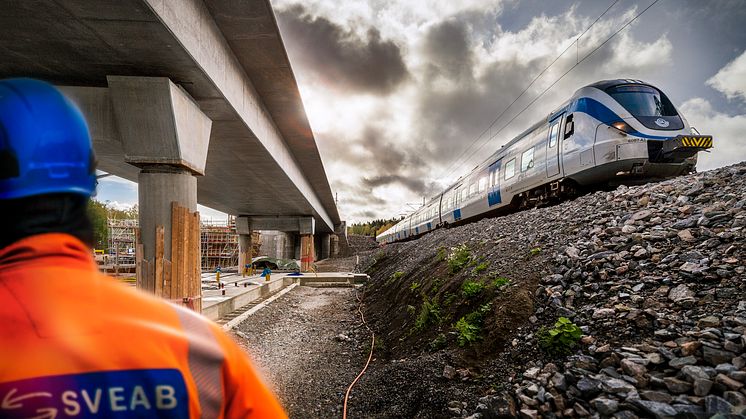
left=377, top=80, right=713, bottom=244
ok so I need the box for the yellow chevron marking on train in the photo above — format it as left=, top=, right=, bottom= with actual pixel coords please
left=680, top=136, right=712, bottom=148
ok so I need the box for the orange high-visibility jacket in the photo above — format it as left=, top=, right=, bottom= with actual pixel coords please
left=0, top=233, right=287, bottom=419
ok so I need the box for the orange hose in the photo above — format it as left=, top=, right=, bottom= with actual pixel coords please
left=343, top=290, right=375, bottom=419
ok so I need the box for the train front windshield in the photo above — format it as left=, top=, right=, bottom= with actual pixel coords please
left=607, top=84, right=683, bottom=130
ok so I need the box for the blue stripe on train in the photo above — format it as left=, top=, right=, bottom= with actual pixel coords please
left=488, top=189, right=502, bottom=206
left=453, top=209, right=461, bottom=221
left=570, top=97, right=670, bottom=140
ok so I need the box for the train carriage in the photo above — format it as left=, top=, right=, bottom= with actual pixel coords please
left=377, top=79, right=712, bottom=244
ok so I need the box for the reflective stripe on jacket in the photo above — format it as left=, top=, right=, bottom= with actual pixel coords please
left=0, top=233, right=287, bottom=419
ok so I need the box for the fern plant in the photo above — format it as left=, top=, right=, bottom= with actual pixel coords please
left=537, top=317, right=582, bottom=355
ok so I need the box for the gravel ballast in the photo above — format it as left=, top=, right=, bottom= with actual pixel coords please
left=233, top=286, right=369, bottom=418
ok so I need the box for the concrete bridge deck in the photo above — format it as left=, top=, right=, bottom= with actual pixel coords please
left=1, top=0, right=344, bottom=305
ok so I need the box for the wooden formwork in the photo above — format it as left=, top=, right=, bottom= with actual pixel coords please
left=136, top=202, right=201, bottom=312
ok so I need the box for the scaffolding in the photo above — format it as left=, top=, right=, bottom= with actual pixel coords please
left=106, top=218, right=138, bottom=274
left=200, top=217, right=239, bottom=271
left=101, top=216, right=261, bottom=273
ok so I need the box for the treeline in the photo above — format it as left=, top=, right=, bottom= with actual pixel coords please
left=87, top=200, right=138, bottom=250
left=348, top=217, right=402, bottom=237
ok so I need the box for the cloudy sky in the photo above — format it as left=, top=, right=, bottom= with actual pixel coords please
left=96, top=0, right=746, bottom=223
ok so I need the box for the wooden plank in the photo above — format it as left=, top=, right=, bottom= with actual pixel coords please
left=180, top=206, right=189, bottom=302
left=154, top=225, right=164, bottom=297
left=170, top=202, right=182, bottom=301
left=163, top=260, right=172, bottom=303
left=134, top=228, right=142, bottom=288
left=192, top=211, right=200, bottom=311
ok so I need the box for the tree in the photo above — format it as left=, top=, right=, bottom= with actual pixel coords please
left=87, top=200, right=109, bottom=250
left=86, top=200, right=139, bottom=251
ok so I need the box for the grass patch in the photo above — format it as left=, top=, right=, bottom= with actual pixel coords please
left=461, top=280, right=484, bottom=298
left=436, top=247, right=447, bottom=262
left=443, top=292, right=457, bottom=306
left=447, top=244, right=471, bottom=274
left=473, top=261, right=489, bottom=274
left=491, top=277, right=510, bottom=288
left=406, top=305, right=416, bottom=315
left=414, top=297, right=441, bottom=331
left=529, top=247, right=542, bottom=256
left=537, top=317, right=582, bottom=356
left=410, top=282, right=421, bottom=292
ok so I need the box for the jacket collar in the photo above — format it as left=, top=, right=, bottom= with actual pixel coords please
left=0, top=233, right=96, bottom=271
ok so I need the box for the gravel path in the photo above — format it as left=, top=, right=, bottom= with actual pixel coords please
left=233, top=286, right=369, bottom=418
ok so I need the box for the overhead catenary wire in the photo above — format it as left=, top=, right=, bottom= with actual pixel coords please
left=436, top=0, right=620, bottom=183
left=437, top=0, right=661, bottom=185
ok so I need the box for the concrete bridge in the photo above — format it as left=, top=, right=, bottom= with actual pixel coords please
left=1, top=0, right=341, bottom=300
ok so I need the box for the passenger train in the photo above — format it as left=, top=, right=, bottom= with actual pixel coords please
left=376, top=79, right=713, bottom=244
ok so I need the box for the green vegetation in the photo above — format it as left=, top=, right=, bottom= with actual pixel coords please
left=406, top=305, right=416, bottom=315
left=473, top=260, right=489, bottom=274
left=537, top=317, right=583, bottom=356
left=87, top=200, right=138, bottom=251
left=414, top=297, right=441, bottom=331
left=430, top=276, right=444, bottom=293
left=410, top=282, right=421, bottom=292
left=454, top=303, right=492, bottom=347
left=435, top=247, right=447, bottom=262
left=491, top=277, right=510, bottom=288
left=443, top=292, right=457, bottom=306
left=461, top=280, right=484, bottom=298
left=529, top=247, right=542, bottom=256
left=455, top=317, right=481, bottom=346
left=391, top=271, right=404, bottom=282
left=429, top=333, right=447, bottom=351
left=348, top=217, right=402, bottom=237
left=447, top=244, right=471, bottom=274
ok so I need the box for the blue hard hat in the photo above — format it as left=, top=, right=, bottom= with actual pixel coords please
left=0, top=78, right=96, bottom=199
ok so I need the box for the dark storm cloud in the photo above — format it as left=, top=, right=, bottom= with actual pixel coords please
left=423, top=19, right=475, bottom=82
left=276, top=4, right=410, bottom=94
left=362, top=174, right=427, bottom=193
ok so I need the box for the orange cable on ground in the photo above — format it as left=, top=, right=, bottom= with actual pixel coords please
left=343, top=289, right=375, bottom=419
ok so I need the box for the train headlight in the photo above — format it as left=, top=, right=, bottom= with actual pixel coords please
left=610, top=121, right=633, bottom=134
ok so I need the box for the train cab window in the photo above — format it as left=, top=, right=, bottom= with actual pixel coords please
left=521, top=148, right=534, bottom=172
left=479, top=177, right=486, bottom=192
left=505, top=159, right=516, bottom=179
left=564, top=114, right=574, bottom=139
left=548, top=123, right=559, bottom=147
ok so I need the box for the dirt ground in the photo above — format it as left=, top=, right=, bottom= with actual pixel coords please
left=233, top=286, right=370, bottom=418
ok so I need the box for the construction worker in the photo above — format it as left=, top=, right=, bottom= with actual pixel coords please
left=260, top=266, right=272, bottom=282
left=0, top=78, right=287, bottom=418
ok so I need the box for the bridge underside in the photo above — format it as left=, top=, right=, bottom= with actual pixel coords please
left=0, top=0, right=339, bottom=232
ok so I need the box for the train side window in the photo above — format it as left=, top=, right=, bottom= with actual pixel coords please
left=469, top=183, right=476, bottom=196
left=505, top=159, right=516, bottom=179
left=564, top=114, right=574, bottom=139
left=479, top=177, right=486, bottom=192
left=548, top=123, right=559, bottom=147
left=521, top=147, right=534, bottom=172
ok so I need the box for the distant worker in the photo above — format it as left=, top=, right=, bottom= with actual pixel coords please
left=261, top=266, right=272, bottom=282
left=0, top=79, right=286, bottom=418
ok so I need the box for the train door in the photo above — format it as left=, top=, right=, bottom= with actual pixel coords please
left=546, top=116, right=562, bottom=177
left=487, top=159, right=502, bottom=207
left=453, top=186, right=462, bottom=221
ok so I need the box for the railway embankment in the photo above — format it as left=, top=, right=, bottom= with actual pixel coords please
left=354, top=162, right=746, bottom=418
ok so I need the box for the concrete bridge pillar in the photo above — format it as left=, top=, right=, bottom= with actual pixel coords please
left=239, top=215, right=316, bottom=271
left=238, top=233, right=252, bottom=274
left=108, top=76, right=211, bottom=296
left=320, top=234, right=331, bottom=260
